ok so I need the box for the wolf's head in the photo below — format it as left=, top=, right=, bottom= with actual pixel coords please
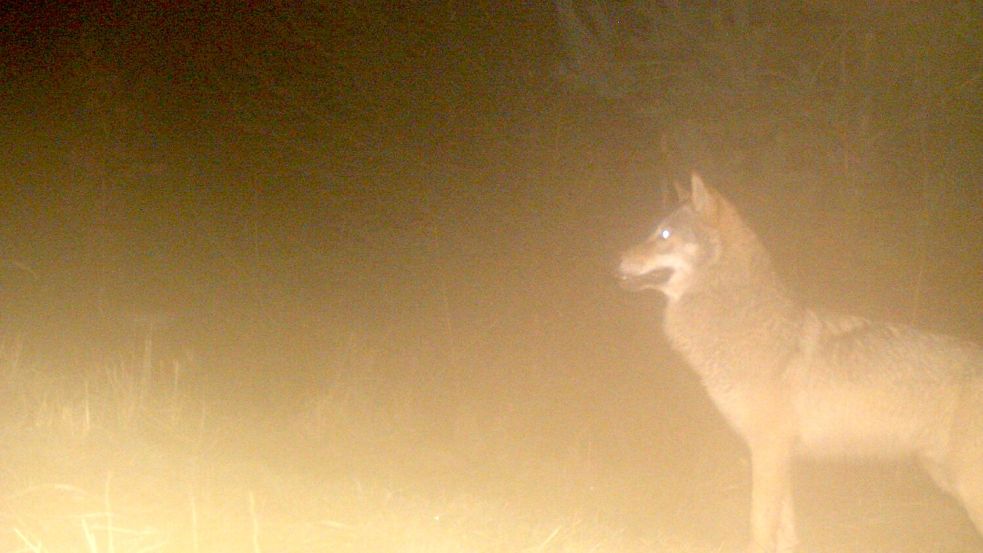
left=616, top=173, right=750, bottom=302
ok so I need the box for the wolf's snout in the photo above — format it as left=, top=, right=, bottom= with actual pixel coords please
left=616, top=254, right=673, bottom=291
left=615, top=269, right=641, bottom=290
left=617, top=273, right=646, bottom=291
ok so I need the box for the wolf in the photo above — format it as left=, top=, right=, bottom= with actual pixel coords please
left=617, top=173, right=983, bottom=552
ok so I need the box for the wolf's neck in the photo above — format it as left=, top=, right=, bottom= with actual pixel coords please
left=664, top=239, right=802, bottom=379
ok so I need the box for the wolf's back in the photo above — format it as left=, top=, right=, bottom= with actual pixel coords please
left=789, top=310, right=983, bottom=458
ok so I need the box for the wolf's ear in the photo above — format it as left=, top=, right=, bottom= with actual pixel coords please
left=690, top=172, right=718, bottom=219
left=671, top=178, right=689, bottom=203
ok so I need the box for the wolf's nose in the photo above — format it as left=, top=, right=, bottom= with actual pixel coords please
left=613, top=269, right=629, bottom=281
left=613, top=257, right=632, bottom=280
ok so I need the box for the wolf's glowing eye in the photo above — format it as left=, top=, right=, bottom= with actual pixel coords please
left=659, top=228, right=671, bottom=240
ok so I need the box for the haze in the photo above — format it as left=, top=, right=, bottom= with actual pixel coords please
left=1, top=2, right=980, bottom=551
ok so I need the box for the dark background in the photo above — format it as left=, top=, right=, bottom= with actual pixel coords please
left=1, top=1, right=981, bottom=467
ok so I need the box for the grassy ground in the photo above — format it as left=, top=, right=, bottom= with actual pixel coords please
left=1, top=335, right=980, bottom=553
left=0, top=335, right=693, bottom=553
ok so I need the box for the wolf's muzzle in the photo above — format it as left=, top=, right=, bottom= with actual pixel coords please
left=616, top=268, right=673, bottom=291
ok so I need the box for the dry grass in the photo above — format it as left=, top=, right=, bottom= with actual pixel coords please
left=1, top=333, right=979, bottom=552
left=0, top=436, right=680, bottom=553
left=0, top=334, right=698, bottom=553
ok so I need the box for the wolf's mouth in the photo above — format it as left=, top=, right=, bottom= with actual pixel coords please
left=617, top=268, right=674, bottom=291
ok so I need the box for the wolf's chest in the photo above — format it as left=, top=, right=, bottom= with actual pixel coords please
left=700, top=377, right=761, bottom=438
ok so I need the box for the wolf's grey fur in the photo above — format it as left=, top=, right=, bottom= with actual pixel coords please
left=618, top=174, right=983, bottom=552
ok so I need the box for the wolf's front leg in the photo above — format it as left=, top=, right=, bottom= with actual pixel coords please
left=777, top=493, right=797, bottom=552
left=746, top=441, right=794, bottom=553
